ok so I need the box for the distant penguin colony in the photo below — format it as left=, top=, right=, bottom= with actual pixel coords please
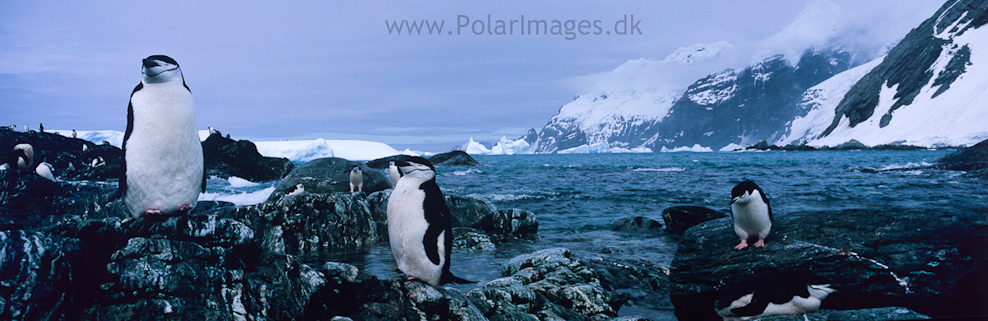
left=120, top=55, right=205, bottom=219
left=730, top=180, right=773, bottom=250
left=349, top=166, right=364, bottom=193
left=387, top=157, right=473, bottom=286
left=715, top=271, right=837, bottom=320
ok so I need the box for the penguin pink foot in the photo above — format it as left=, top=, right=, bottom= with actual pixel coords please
left=734, top=239, right=749, bottom=250
left=179, top=203, right=194, bottom=212
left=144, top=208, right=162, bottom=216
left=753, top=239, right=766, bottom=248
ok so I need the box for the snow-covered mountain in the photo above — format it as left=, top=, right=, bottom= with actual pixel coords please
left=796, top=0, right=988, bottom=147
left=526, top=0, right=986, bottom=153
left=531, top=48, right=858, bottom=152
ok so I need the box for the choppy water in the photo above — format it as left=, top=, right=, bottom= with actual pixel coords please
left=223, top=150, right=988, bottom=320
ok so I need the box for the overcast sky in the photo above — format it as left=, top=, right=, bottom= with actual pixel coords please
left=0, top=1, right=943, bottom=152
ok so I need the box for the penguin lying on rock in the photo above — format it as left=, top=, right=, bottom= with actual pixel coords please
left=716, top=271, right=837, bottom=321
left=387, top=156, right=473, bottom=286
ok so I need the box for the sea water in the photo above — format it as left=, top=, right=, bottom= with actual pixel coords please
left=214, top=150, right=988, bottom=320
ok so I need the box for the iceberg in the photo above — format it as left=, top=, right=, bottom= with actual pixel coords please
left=465, top=137, right=492, bottom=155
left=660, top=144, right=714, bottom=152
left=490, top=136, right=533, bottom=155
left=51, top=130, right=126, bottom=147
left=255, top=139, right=409, bottom=162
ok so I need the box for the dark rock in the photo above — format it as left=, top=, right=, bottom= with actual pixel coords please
left=611, top=216, right=663, bottom=234
left=937, top=138, right=988, bottom=172
left=478, top=209, right=539, bottom=243
left=758, top=307, right=929, bottom=320
left=669, top=208, right=988, bottom=320
left=661, top=206, right=727, bottom=234
left=0, top=230, right=77, bottom=319
left=446, top=194, right=499, bottom=228
left=467, top=248, right=669, bottom=320
left=201, top=132, right=295, bottom=182
left=366, top=190, right=391, bottom=241
left=428, top=150, right=480, bottom=166
left=267, top=157, right=390, bottom=201
left=832, top=139, right=869, bottom=150
left=1, top=169, right=123, bottom=230
left=452, top=227, right=496, bottom=251
left=233, top=193, right=378, bottom=258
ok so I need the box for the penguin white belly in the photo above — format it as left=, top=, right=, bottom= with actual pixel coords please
left=732, top=201, right=771, bottom=239
left=387, top=185, right=444, bottom=284
left=124, top=85, right=203, bottom=216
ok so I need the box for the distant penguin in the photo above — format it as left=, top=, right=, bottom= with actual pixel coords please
left=120, top=55, right=205, bottom=219
left=24, top=125, right=29, bottom=132
left=715, top=272, right=837, bottom=320
left=71, top=129, right=78, bottom=138
left=287, top=183, right=305, bottom=196
left=68, top=162, right=76, bottom=171
left=349, top=166, right=364, bottom=193
left=388, top=160, right=402, bottom=187
left=38, top=123, right=44, bottom=133
left=208, top=126, right=219, bottom=135
left=387, top=157, right=473, bottom=286
left=730, top=180, right=773, bottom=250
left=8, top=143, right=34, bottom=169
left=36, top=162, right=56, bottom=182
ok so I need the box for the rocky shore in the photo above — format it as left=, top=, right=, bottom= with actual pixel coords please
left=3, top=131, right=986, bottom=320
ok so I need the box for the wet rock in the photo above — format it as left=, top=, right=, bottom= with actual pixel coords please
left=937, top=138, right=988, bottom=175
left=611, top=216, right=663, bottom=234
left=468, top=248, right=623, bottom=320
left=429, top=151, right=480, bottom=166
left=267, top=158, right=390, bottom=201
left=477, top=209, right=539, bottom=243
left=1, top=169, right=122, bottom=230
left=366, top=190, right=391, bottom=241
left=235, top=193, right=378, bottom=258
left=0, top=230, right=77, bottom=320
left=446, top=194, right=499, bottom=228
left=669, top=208, right=988, bottom=320
left=757, top=307, right=929, bottom=320
left=661, top=206, right=727, bottom=234
left=452, top=227, right=496, bottom=251
left=201, top=132, right=295, bottom=182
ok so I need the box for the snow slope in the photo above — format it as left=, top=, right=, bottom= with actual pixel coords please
left=254, top=139, right=410, bottom=162
left=775, top=57, right=884, bottom=146
left=809, top=14, right=988, bottom=148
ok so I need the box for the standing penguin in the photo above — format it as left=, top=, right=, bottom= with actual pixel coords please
left=387, top=157, right=473, bottom=286
left=730, top=180, right=773, bottom=250
left=715, top=271, right=837, bottom=320
left=121, top=55, right=205, bottom=219
left=388, top=160, right=402, bottom=187
left=349, top=166, right=364, bottom=193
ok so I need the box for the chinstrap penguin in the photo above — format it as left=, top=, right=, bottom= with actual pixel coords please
left=8, top=143, right=35, bottom=169
left=715, top=271, right=837, bottom=321
left=349, top=165, right=364, bottom=193
left=387, top=157, right=473, bottom=286
left=121, top=55, right=205, bottom=219
left=730, top=180, right=773, bottom=250
left=388, top=160, right=402, bottom=187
